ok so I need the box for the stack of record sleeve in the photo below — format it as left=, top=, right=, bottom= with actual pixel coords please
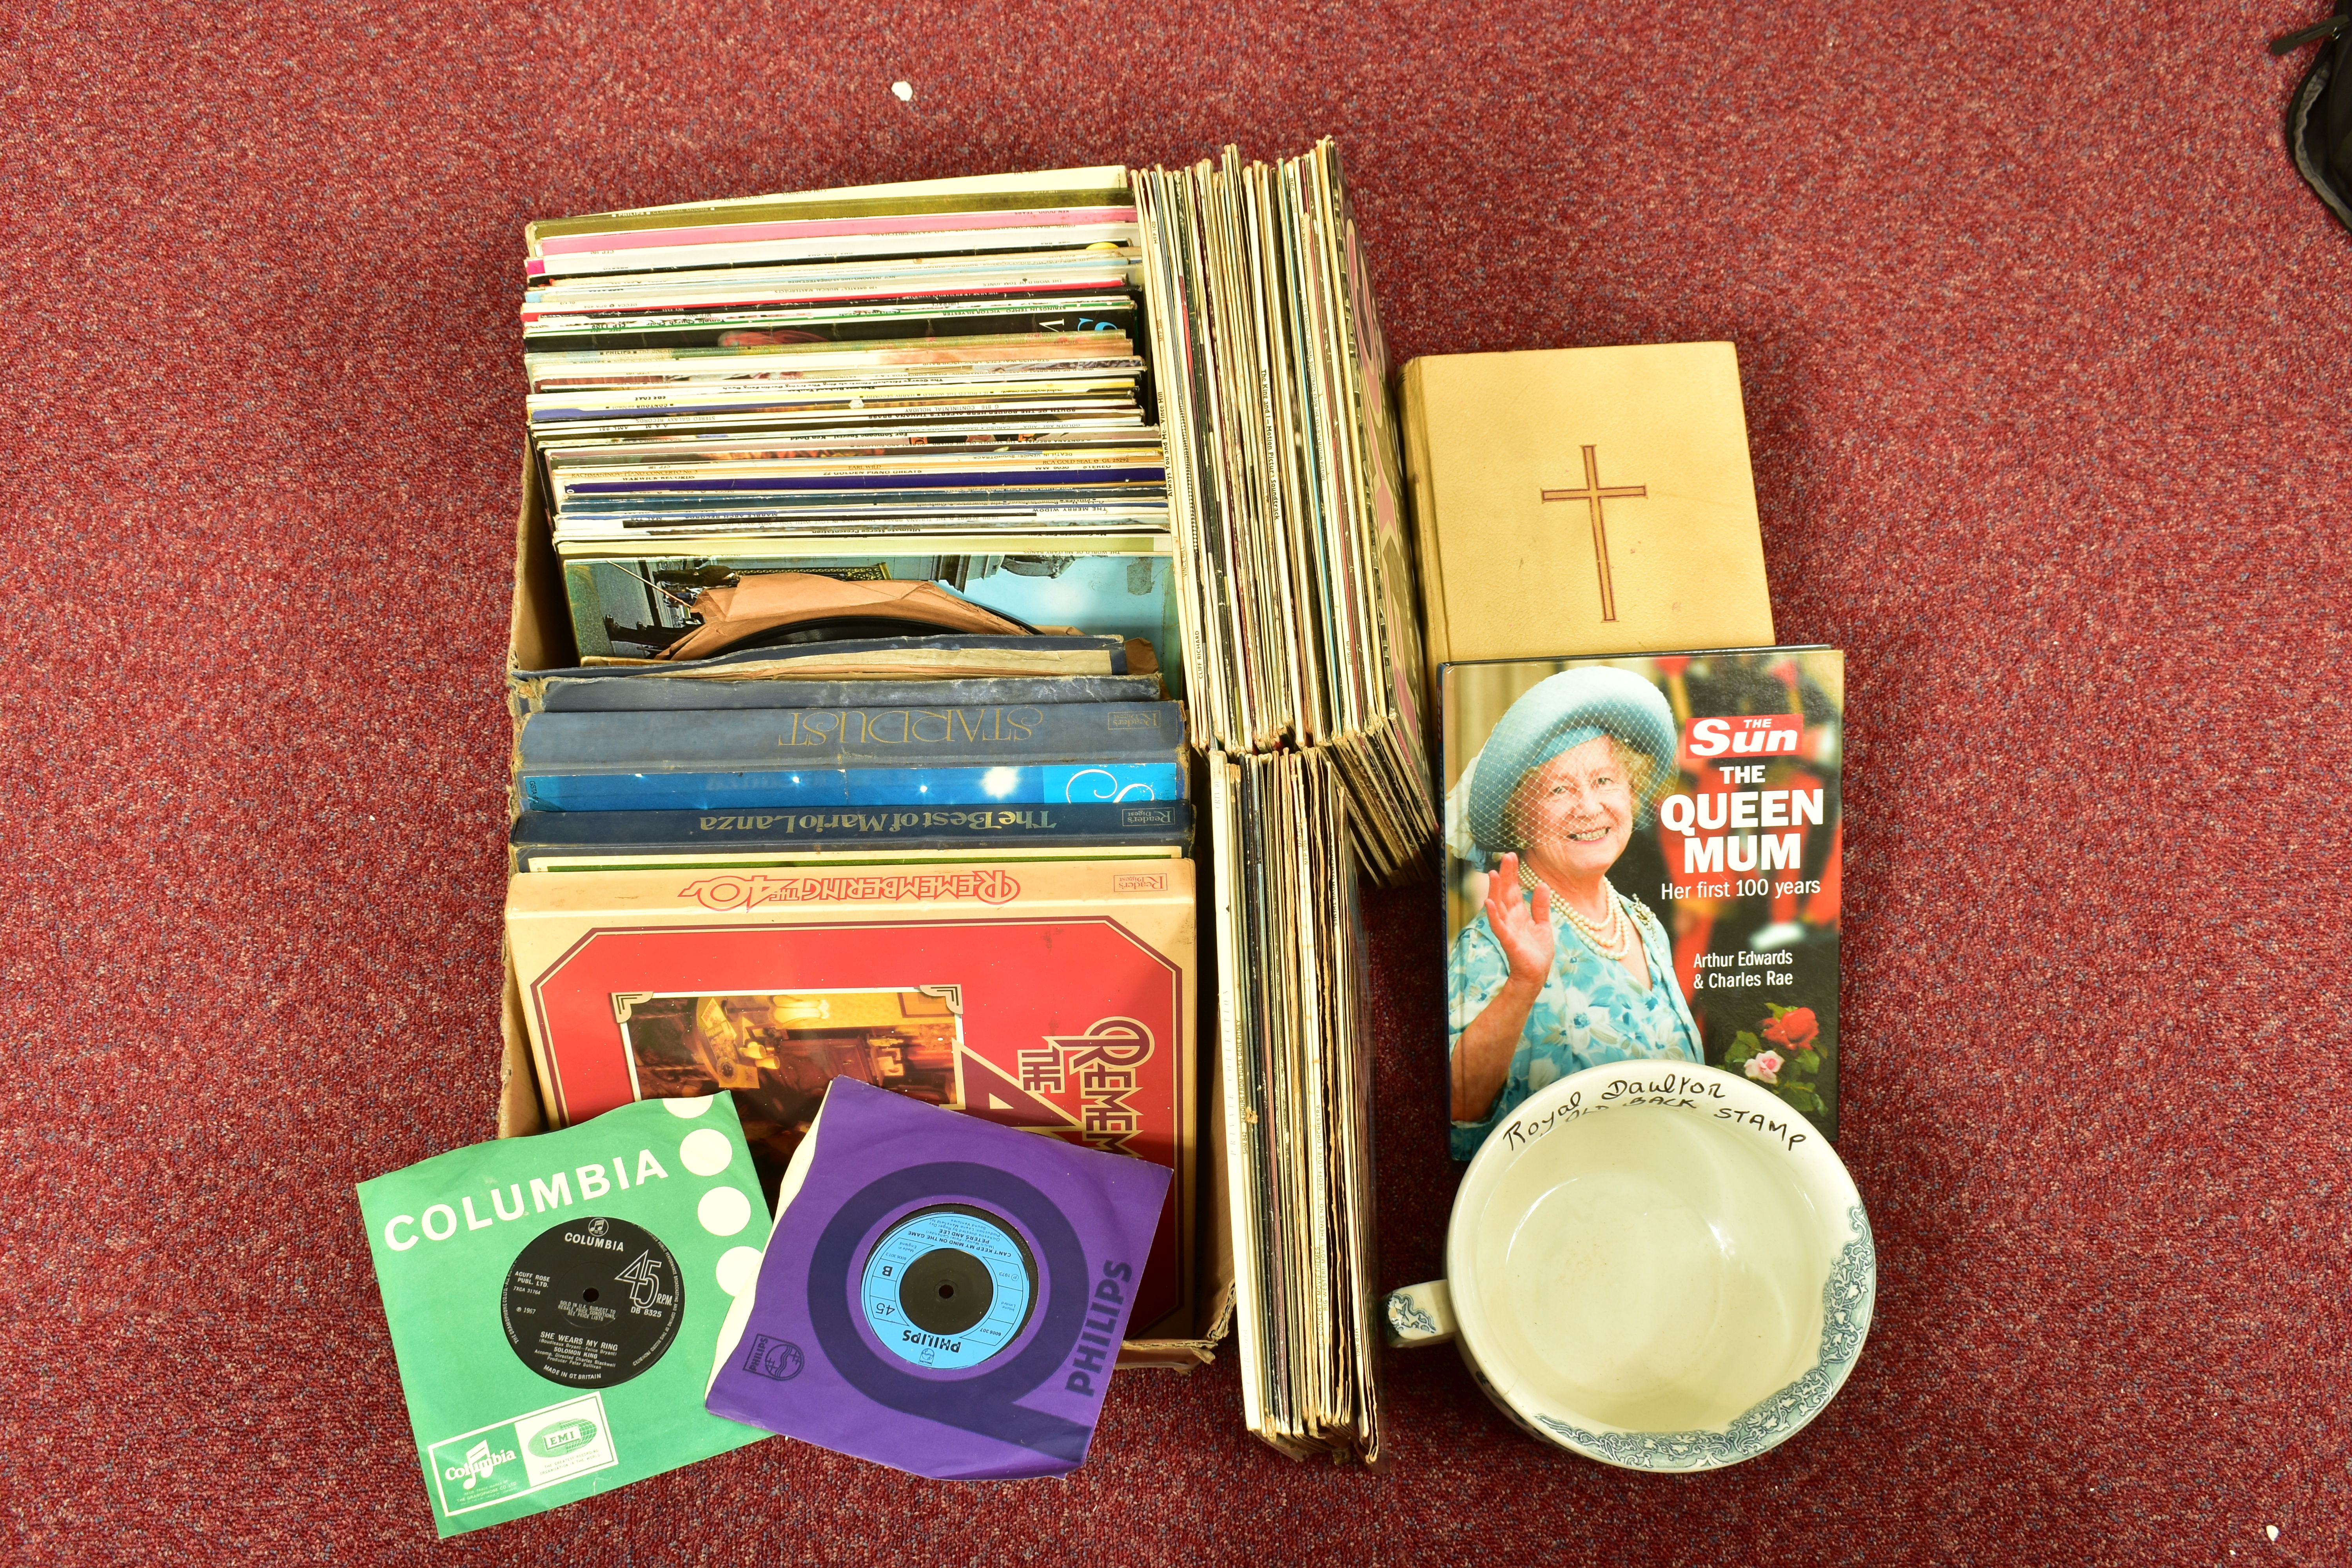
left=518, top=169, right=1183, bottom=679
left=1132, top=142, right=1438, bottom=884
left=506, top=169, right=1201, bottom=871
left=1130, top=142, right=1432, bottom=1462
left=499, top=170, right=1212, bottom=1365
left=500, top=148, right=1430, bottom=1465
left=1205, top=749, right=1383, bottom=1461
left=521, top=167, right=1156, bottom=542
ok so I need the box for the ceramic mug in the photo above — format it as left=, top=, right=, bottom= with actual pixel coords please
left=1385, top=1060, right=1875, bottom=1471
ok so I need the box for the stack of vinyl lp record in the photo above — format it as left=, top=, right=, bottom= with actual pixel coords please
left=517, top=169, right=1177, bottom=675
left=1206, top=748, right=1383, bottom=1460
left=1134, top=142, right=1437, bottom=884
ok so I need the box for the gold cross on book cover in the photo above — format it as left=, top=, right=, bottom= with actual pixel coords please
left=1540, top=444, right=1649, bottom=623
left=1399, top=341, right=1777, bottom=685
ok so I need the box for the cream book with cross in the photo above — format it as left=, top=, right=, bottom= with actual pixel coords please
left=1397, top=341, right=1776, bottom=696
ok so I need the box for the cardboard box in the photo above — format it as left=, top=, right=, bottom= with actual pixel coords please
left=496, top=448, right=1235, bottom=1369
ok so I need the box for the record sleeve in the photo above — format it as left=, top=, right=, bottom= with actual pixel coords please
left=355, top=1096, right=769, bottom=1536
left=704, top=1078, right=1170, bottom=1479
left=508, top=801, right=1192, bottom=871
left=557, top=546, right=1181, bottom=670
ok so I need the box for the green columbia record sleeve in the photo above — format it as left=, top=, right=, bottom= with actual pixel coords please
left=357, top=1095, right=769, bottom=1537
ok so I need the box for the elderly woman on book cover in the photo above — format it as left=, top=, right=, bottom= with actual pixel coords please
left=1448, top=667, right=1702, bottom=1158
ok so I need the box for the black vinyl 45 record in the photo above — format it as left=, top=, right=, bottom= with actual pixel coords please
left=502, top=1216, right=684, bottom=1388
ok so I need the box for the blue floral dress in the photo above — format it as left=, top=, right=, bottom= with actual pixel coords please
left=1447, top=890, right=1702, bottom=1159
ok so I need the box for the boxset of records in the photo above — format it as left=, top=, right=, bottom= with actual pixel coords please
left=369, top=141, right=1421, bottom=1533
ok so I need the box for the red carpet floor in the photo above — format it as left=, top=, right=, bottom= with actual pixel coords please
left=7, top=2, right=2350, bottom=1563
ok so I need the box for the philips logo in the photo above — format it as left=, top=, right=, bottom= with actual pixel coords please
left=743, top=1334, right=806, bottom=1382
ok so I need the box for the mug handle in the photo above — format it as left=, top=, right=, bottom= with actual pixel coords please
left=1381, top=1280, right=1457, bottom=1347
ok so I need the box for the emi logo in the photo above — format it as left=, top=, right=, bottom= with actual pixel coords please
left=744, top=1334, right=805, bottom=1382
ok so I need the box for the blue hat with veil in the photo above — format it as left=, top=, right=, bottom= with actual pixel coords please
left=1460, top=667, right=1679, bottom=866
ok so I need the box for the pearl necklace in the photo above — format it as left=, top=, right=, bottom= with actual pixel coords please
left=1521, top=864, right=1634, bottom=961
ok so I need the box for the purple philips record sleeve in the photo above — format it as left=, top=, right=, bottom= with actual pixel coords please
left=705, top=1078, right=1172, bottom=1480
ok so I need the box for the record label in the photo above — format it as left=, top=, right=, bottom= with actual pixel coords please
left=502, top=1217, right=684, bottom=1388
left=858, top=1204, right=1036, bottom=1370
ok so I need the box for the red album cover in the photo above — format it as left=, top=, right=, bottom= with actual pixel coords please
left=505, top=861, right=1196, bottom=1331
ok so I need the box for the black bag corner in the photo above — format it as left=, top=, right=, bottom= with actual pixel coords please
left=2275, top=0, right=2352, bottom=232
